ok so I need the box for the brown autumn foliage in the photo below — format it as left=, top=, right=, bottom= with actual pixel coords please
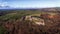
left=2, top=13, right=60, bottom=34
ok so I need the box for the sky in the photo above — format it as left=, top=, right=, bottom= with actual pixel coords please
left=0, top=0, right=60, bottom=8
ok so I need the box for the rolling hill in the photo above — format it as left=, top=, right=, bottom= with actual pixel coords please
left=0, top=7, right=60, bottom=34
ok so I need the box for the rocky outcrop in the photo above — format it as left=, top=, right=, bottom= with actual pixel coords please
left=21, top=15, right=45, bottom=26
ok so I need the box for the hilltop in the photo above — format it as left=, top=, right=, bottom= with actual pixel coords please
left=0, top=7, right=60, bottom=34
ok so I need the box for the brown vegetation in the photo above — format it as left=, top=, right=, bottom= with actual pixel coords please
left=2, top=13, right=60, bottom=34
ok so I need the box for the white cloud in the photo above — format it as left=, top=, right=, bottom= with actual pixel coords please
left=0, top=2, right=8, bottom=6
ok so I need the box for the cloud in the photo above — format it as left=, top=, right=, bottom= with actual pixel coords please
left=0, top=2, right=8, bottom=6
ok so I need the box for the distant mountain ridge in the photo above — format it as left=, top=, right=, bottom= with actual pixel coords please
left=40, top=7, right=60, bottom=11
left=0, top=7, right=60, bottom=12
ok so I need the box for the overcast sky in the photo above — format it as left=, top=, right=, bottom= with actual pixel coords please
left=0, top=0, right=60, bottom=8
